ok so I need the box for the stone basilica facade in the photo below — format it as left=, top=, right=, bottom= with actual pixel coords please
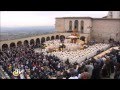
left=55, top=11, right=120, bottom=43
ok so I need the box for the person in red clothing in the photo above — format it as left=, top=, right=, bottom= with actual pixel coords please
left=80, top=68, right=91, bottom=79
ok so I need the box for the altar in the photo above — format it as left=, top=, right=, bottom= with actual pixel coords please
left=43, top=29, right=85, bottom=52
left=43, top=39, right=84, bottom=52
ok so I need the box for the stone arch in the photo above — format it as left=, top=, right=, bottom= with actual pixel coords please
left=51, top=36, right=55, bottom=40
left=60, top=35, right=65, bottom=43
left=17, top=41, right=22, bottom=47
left=30, top=39, right=35, bottom=45
left=69, top=21, right=72, bottom=32
left=81, top=20, right=84, bottom=33
left=80, top=36, right=86, bottom=42
left=36, top=38, right=40, bottom=45
left=41, top=37, right=45, bottom=44
left=56, top=35, right=59, bottom=39
left=24, top=40, right=29, bottom=46
left=10, top=42, right=16, bottom=48
left=60, top=35, right=65, bottom=41
left=46, top=37, right=50, bottom=41
left=74, top=20, right=79, bottom=31
left=2, top=44, right=8, bottom=51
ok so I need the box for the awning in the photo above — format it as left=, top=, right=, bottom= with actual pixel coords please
left=66, top=35, right=79, bottom=39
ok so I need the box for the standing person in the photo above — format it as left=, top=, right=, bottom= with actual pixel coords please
left=105, top=57, right=111, bottom=77
left=109, top=56, right=115, bottom=74
left=91, top=62, right=101, bottom=79
left=85, top=62, right=94, bottom=78
left=114, top=63, right=120, bottom=79
left=116, top=52, right=120, bottom=63
left=80, top=68, right=91, bottom=79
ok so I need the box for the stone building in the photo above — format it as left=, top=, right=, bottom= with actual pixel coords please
left=0, top=11, right=120, bottom=50
left=55, top=11, right=120, bottom=43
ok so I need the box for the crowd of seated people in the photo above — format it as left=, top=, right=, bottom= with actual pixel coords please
left=50, top=43, right=110, bottom=64
left=0, top=42, right=120, bottom=79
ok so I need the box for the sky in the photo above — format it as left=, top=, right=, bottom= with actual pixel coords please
left=0, top=11, right=108, bottom=27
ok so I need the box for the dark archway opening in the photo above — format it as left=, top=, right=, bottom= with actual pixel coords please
left=68, top=21, right=72, bottom=32
left=60, top=35, right=65, bottom=43
left=36, top=38, right=40, bottom=44
left=41, top=37, right=45, bottom=44
left=17, top=41, right=22, bottom=47
left=30, top=39, right=35, bottom=48
left=51, top=36, right=54, bottom=40
left=24, top=40, right=29, bottom=47
left=56, top=35, right=59, bottom=39
left=81, top=20, right=84, bottom=33
left=74, top=20, right=78, bottom=31
left=36, top=38, right=40, bottom=48
left=41, top=37, right=45, bottom=49
left=46, top=37, right=50, bottom=41
left=10, top=42, right=16, bottom=49
left=2, top=44, right=8, bottom=51
left=30, top=39, right=35, bottom=45
left=80, top=36, right=85, bottom=42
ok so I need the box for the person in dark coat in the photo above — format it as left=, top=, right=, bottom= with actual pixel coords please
left=91, top=62, right=101, bottom=79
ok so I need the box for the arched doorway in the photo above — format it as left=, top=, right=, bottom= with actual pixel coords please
left=30, top=39, right=35, bottom=45
left=46, top=37, right=50, bottom=41
left=2, top=44, right=8, bottom=51
left=60, top=35, right=65, bottom=42
left=36, top=38, right=40, bottom=45
left=69, top=21, right=72, bottom=32
left=36, top=38, right=40, bottom=48
left=41, top=37, right=45, bottom=44
left=80, top=36, right=86, bottom=42
left=74, top=20, right=78, bottom=31
left=17, top=41, right=22, bottom=47
left=60, top=35, right=65, bottom=39
left=81, top=20, right=84, bottom=33
left=56, top=35, right=59, bottom=39
left=10, top=42, right=16, bottom=48
left=51, top=36, right=54, bottom=40
left=24, top=40, right=29, bottom=46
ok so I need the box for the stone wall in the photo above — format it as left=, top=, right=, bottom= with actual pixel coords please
left=55, top=18, right=65, bottom=32
left=92, top=19, right=120, bottom=42
left=55, top=17, right=120, bottom=43
left=0, top=33, right=71, bottom=49
left=0, top=32, right=90, bottom=50
left=55, top=17, right=92, bottom=34
left=107, top=11, right=120, bottom=19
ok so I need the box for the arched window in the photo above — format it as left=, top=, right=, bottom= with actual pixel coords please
left=17, top=41, right=22, bottom=47
left=2, top=44, right=8, bottom=51
left=81, top=20, right=84, bottom=33
left=46, top=37, right=50, bottom=41
left=51, top=36, right=54, bottom=40
left=74, top=20, right=78, bottom=31
left=69, top=21, right=72, bottom=32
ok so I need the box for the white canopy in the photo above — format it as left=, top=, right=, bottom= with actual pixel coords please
left=67, top=35, right=79, bottom=39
